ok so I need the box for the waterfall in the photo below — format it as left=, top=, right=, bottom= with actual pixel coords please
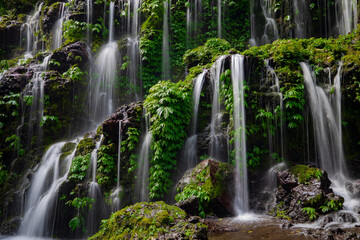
left=293, top=0, right=311, bottom=39
left=301, top=62, right=347, bottom=178
left=162, top=0, right=171, bottom=80
left=20, top=2, right=44, bottom=58
left=209, top=56, right=226, bottom=161
left=86, top=0, right=93, bottom=44
left=26, top=56, right=50, bottom=149
left=186, top=0, right=202, bottom=47
left=52, top=2, right=67, bottom=50
left=90, top=2, right=119, bottom=124
left=250, top=0, right=279, bottom=46
left=183, top=71, right=206, bottom=171
left=87, top=135, right=104, bottom=236
left=231, top=55, right=248, bottom=214
left=18, top=139, right=79, bottom=237
left=111, top=120, right=122, bottom=211
left=127, top=0, right=142, bottom=101
left=217, top=0, right=221, bottom=38
left=264, top=59, right=284, bottom=160
left=135, top=114, right=152, bottom=202
left=335, top=0, right=358, bottom=35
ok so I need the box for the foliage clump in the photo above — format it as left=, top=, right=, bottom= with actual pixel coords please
left=183, top=38, right=232, bottom=69
left=89, top=201, right=207, bottom=240
left=144, top=80, right=192, bottom=199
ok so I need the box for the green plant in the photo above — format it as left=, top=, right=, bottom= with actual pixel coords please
left=68, top=154, right=91, bottom=182
left=62, top=65, right=84, bottom=82
left=96, top=144, right=116, bottom=187
left=62, top=20, right=87, bottom=44
left=302, top=207, right=318, bottom=220
left=144, top=80, right=192, bottom=198
left=320, top=199, right=343, bottom=213
left=66, top=197, right=94, bottom=232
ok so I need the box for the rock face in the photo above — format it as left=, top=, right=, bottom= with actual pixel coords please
left=89, top=201, right=208, bottom=240
left=49, top=41, right=89, bottom=73
left=175, top=159, right=235, bottom=217
left=102, top=102, right=143, bottom=145
left=273, top=165, right=344, bottom=223
left=0, top=66, right=34, bottom=96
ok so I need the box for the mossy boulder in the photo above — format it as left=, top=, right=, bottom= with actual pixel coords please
left=75, top=138, right=95, bottom=157
left=0, top=66, right=34, bottom=96
left=175, top=159, right=235, bottom=217
left=89, top=201, right=207, bottom=240
left=274, top=165, right=344, bottom=223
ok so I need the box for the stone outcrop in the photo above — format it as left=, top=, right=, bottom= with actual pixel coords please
left=175, top=159, right=235, bottom=217
left=273, top=165, right=344, bottom=223
left=0, top=66, right=34, bottom=96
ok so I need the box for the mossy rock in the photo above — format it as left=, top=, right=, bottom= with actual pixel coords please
left=175, top=159, right=235, bottom=217
left=89, top=201, right=207, bottom=240
left=75, top=138, right=95, bottom=157
left=289, top=165, right=323, bottom=184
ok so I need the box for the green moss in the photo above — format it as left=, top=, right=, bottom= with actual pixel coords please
left=289, top=165, right=323, bottom=184
left=89, top=201, right=207, bottom=240
left=75, top=138, right=95, bottom=157
left=183, top=38, right=231, bottom=69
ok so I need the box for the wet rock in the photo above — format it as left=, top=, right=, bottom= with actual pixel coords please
left=321, top=215, right=334, bottom=227
left=0, top=216, right=21, bottom=235
left=338, top=212, right=357, bottom=223
left=0, top=19, right=22, bottom=59
left=89, top=201, right=208, bottom=240
left=281, top=222, right=293, bottom=229
left=49, top=41, right=89, bottom=73
left=0, top=66, right=34, bottom=96
left=175, top=159, right=235, bottom=217
left=345, top=180, right=360, bottom=198
left=41, top=2, right=62, bottom=33
left=273, top=165, right=344, bottom=223
left=102, top=102, right=143, bottom=145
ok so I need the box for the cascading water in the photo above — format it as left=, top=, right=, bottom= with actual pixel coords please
left=250, top=0, right=279, bottom=46
left=90, top=2, right=119, bottom=124
left=86, top=135, right=104, bottom=235
left=264, top=59, right=284, bottom=160
left=20, top=2, right=44, bottom=58
left=111, top=120, right=122, bottom=211
left=186, top=0, right=202, bottom=47
left=217, top=0, right=222, bottom=38
left=293, top=0, right=312, bottom=39
left=301, top=62, right=347, bottom=178
left=86, top=0, right=93, bottom=44
left=26, top=56, right=50, bottom=149
left=52, top=2, right=67, bottom=50
left=162, top=0, right=171, bottom=80
left=134, top=114, right=152, bottom=202
left=209, top=56, right=226, bottom=161
left=231, top=55, right=248, bottom=215
left=18, top=139, right=80, bottom=237
left=127, top=0, right=142, bottom=101
left=182, top=71, right=206, bottom=171
left=335, top=0, right=358, bottom=36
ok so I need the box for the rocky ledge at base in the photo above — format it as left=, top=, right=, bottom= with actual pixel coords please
left=273, top=165, right=344, bottom=223
left=88, top=201, right=207, bottom=240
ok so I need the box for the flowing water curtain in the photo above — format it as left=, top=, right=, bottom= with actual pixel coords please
left=162, top=0, right=171, bottom=81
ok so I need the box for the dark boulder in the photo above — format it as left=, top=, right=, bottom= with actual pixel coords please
left=273, top=165, right=344, bottom=223
left=0, top=66, right=34, bottom=96
left=175, top=159, right=235, bottom=217
left=49, top=41, right=89, bottom=73
left=102, top=102, right=143, bottom=145
left=41, top=2, right=62, bottom=34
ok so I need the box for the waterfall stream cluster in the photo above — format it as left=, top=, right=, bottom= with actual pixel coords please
left=2, top=0, right=360, bottom=239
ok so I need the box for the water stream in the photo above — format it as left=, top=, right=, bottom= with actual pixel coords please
left=135, top=114, right=152, bottom=202
left=162, top=0, right=171, bottom=80
left=231, top=55, right=248, bottom=215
